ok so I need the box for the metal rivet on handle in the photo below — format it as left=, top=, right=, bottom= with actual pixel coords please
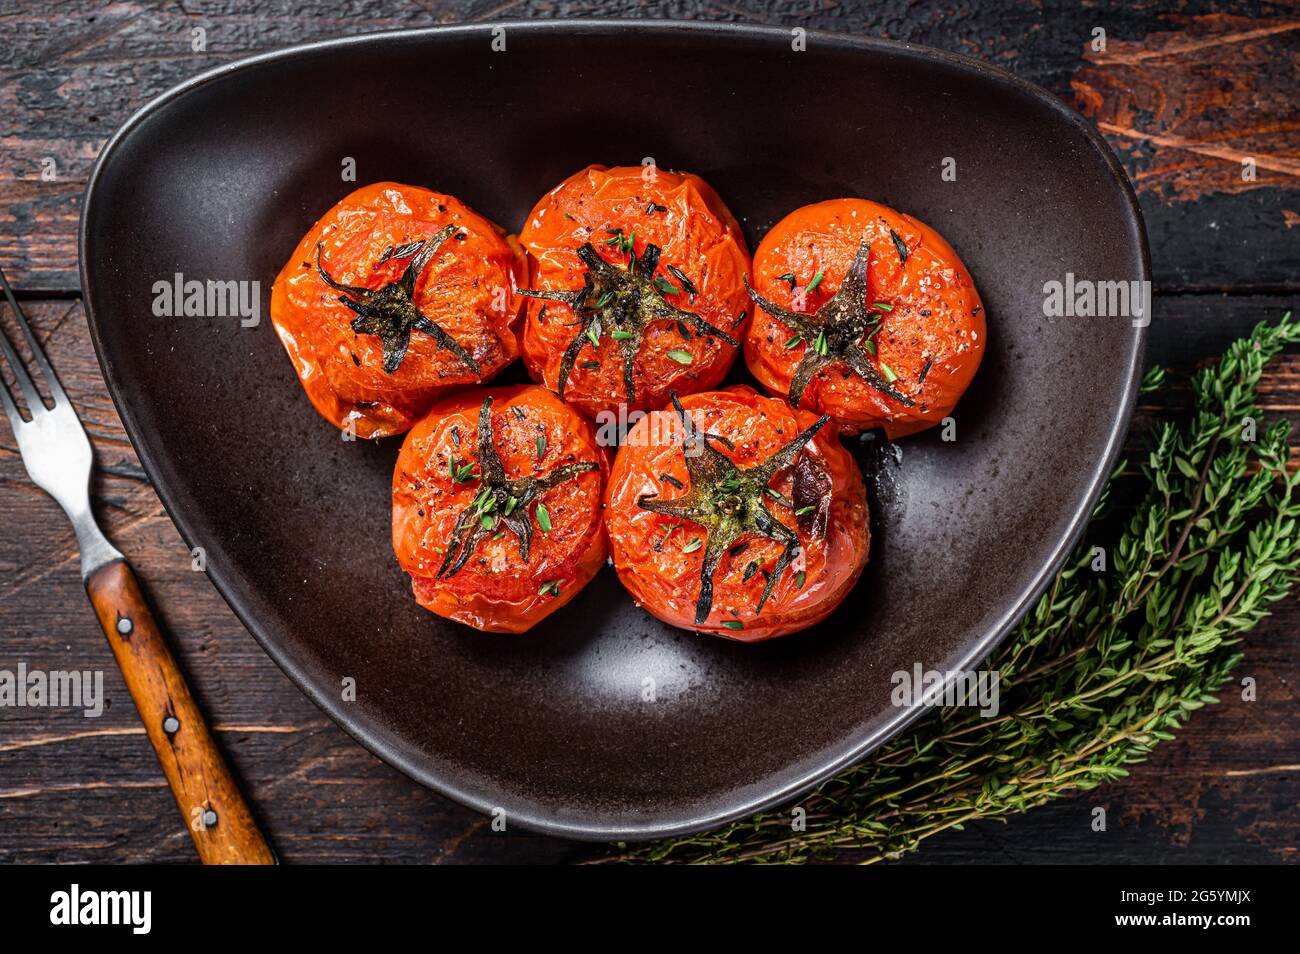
left=202, top=808, right=219, bottom=829
left=116, top=615, right=133, bottom=636
left=163, top=715, right=180, bottom=734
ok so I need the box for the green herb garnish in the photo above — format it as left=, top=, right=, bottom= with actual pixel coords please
left=655, top=276, right=682, bottom=296
left=666, top=265, right=698, bottom=303
left=449, top=459, right=478, bottom=484
left=519, top=242, right=738, bottom=402
left=889, top=228, right=908, bottom=265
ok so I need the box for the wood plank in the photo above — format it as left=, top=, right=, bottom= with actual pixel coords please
left=1, top=3, right=1295, bottom=293
left=1072, top=11, right=1300, bottom=292
left=1, top=293, right=1295, bottom=863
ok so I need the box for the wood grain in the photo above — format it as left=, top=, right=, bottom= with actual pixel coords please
left=1071, top=11, right=1300, bottom=294
left=84, top=558, right=275, bottom=864
left=0, top=0, right=1296, bottom=864
left=1073, top=14, right=1300, bottom=202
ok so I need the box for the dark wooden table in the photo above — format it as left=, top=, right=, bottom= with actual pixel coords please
left=1, top=1, right=1296, bottom=864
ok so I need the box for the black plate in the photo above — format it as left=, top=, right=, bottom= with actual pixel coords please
left=80, top=21, right=1148, bottom=840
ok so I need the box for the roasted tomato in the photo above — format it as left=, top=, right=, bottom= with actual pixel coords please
left=745, top=198, right=984, bottom=438
left=517, top=164, right=751, bottom=420
left=604, top=386, right=868, bottom=641
left=392, top=385, right=608, bottom=633
left=271, top=182, right=526, bottom=438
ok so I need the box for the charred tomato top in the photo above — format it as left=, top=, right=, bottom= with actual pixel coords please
left=393, top=385, right=608, bottom=634
left=745, top=198, right=985, bottom=438
left=604, top=386, right=869, bottom=641
left=518, top=165, right=751, bottom=419
left=271, top=182, right=526, bottom=438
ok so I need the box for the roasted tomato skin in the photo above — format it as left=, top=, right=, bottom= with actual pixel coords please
left=518, top=164, right=751, bottom=419
left=392, top=385, right=608, bottom=634
left=747, top=198, right=985, bottom=439
left=271, top=182, right=526, bottom=439
left=604, top=386, right=868, bottom=641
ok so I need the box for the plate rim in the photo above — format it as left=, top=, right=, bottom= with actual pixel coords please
left=79, top=19, right=1151, bottom=842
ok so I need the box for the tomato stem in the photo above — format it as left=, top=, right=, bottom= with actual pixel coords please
left=520, top=242, right=738, bottom=403
left=436, top=396, right=597, bottom=580
left=744, top=240, right=915, bottom=407
left=315, top=224, right=480, bottom=377
left=636, top=393, right=829, bottom=625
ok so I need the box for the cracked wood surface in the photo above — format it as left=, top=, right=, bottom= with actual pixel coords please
left=1, top=1, right=1297, bottom=863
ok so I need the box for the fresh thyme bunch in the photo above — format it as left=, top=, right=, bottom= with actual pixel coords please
left=603, top=314, right=1300, bottom=864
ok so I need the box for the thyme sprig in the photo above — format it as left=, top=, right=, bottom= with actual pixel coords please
left=602, top=313, right=1300, bottom=864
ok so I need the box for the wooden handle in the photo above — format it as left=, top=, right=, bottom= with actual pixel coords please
left=86, top=559, right=275, bottom=864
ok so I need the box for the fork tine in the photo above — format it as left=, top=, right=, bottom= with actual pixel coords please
left=0, top=361, right=24, bottom=432
left=0, top=304, right=46, bottom=416
left=0, top=264, right=67, bottom=409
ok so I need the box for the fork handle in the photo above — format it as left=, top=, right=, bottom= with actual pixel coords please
left=86, top=558, right=275, bottom=865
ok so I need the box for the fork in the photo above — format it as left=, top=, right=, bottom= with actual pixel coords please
left=0, top=266, right=274, bottom=864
